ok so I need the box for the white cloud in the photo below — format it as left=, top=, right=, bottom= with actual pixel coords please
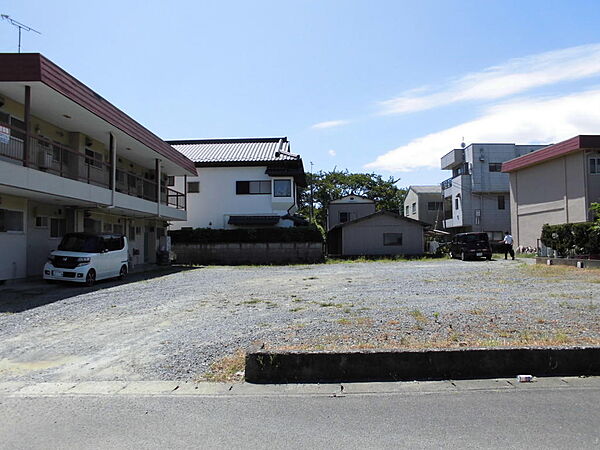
left=366, top=88, right=600, bottom=172
left=379, top=43, right=600, bottom=115
left=311, top=119, right=350, bottom=129
left=328, top=149, right=337, bottom=156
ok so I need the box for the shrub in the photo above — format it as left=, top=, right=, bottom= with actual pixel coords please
left=169, top=226, right=324, bottom=244
left=540, top=222, right=600, bottom=257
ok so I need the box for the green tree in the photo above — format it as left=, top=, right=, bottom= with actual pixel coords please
left=298, top=170, right=407, bottom=229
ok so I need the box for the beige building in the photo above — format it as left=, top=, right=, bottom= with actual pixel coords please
left=502, top=135, right=600, bottom=248
left=404, top=185, right=443, bottom=227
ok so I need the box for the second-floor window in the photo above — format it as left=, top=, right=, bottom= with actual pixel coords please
left=428, top=201, right=442, bottom=211
left=590, top=157, right=600, bottom=174
left=489, top=163, right=503, bottom=172
left=455, top=197, right=460, bottom=210
left=236, top=180, right=271, bottom=195
left=405, top=205, right=410, bottom=216
left=85, top=148, right=103, bottom=169
left=498, top=195, right=505, bottom=210
left=412, top=203, right=416, bottom=214
left=167, top=176, right=175, bottom=186
left=339, top=212, right=351, bottom=223
left=187, top=181, right=200, bottom=193
left=273, top=180, right=292, bottom=197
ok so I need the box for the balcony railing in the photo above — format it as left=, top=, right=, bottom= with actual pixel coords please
left=441, top=177, right=453, bottom=190
left=0, top=121, right=186, bottom=210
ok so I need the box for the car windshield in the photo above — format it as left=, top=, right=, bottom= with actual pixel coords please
left=58, top=234, right=104, bottom=253
left=461, top=233, right=488, bottom=243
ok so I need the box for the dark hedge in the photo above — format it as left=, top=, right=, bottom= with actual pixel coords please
left=540, top=222, right=600, bottom=256
left=169, top=226, right=324, bottom=244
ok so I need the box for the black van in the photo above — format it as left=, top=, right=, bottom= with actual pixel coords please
left=448, top=232, right=492, bottom=261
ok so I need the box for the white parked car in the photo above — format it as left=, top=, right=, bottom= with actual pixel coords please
left=43, top=233, right=129, bottom=286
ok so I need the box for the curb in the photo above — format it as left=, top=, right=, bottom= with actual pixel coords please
left=245, top=346, right=600, bottom=384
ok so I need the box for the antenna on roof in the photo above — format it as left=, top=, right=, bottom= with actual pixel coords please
left=1, top=14, right=41, bottom=53
left=460, top=137, right=466, bottom=148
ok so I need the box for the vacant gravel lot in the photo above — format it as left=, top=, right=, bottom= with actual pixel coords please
left=0, top=258, right=599, bottom=382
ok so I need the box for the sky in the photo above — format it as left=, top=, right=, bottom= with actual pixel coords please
left=3, top=0, right=600, bottom=187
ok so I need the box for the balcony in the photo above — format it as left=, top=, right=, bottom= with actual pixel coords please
left=441, top=148, right=465, bottom=170
left=441, top=177, right=452, bottom=190
left=0, top=121, right=185, bottom=211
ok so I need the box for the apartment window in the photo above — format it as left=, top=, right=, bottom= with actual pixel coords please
left=129, top=226, right=136, bottom=241
left=0, top=208, right=24, bottom=232
left=498, top=195, right=506, bottom=210
left=236, top=180, right=271, bottom=195
left=83, top=218, right=101, bottom=233
left=84, top=148, right=103, bottom=169
left=51, top=143, right=62, bottom=163
left=35, top=216, right=49, bottom=228
left=489, top=163, right=503, bottom=172
left=405, top=205, right=410, bottom=216
left=113, top=224, right=124, bottom=235
left=428, top=201, right=442, bottom=211
left=590, top=157, right=600, bottom=174
left=273, top=179, right=292, bottom=197
left=474, top=209, right=481, bottom=225
left=167, top=176, right=175, bottom=186
left=127, top=173, right=138, bottom=188
left=411, top=203, right=416, bottom=214
left=187, top=181, right=200, bottom=193
left=50, top=218, right=66, bottom=238
left=103, top=223, right=113, bottom=233
left=383, top=233, right=403, bottom=246
left=455, top=197, right=460, bottom=209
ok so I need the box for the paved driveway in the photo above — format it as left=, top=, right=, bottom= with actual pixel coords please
left=0, top=259, right=598, bottom=382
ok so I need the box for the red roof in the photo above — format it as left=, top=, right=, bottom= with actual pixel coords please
left=0, top=53, right=196, bottom=175
left=502, top=135, right=600, bottom=172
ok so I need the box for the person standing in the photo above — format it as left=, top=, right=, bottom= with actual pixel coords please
left=503, top=231, right=515, bottom=260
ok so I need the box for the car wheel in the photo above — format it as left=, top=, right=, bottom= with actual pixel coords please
left=461, top=251, right=467, bottom=261
left=85, top=269, right=96, bottom=287
left=119, top=265, right=128, bottom=280
left=486, top=255, right=492, bottom=261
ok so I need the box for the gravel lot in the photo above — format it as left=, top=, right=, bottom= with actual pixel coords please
left=0, top=258, right=599, bottom=382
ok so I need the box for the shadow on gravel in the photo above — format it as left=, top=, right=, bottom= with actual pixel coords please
left=0, top=266, right=198, bottom=314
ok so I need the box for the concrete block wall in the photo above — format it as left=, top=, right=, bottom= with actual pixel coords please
left=172, top=242, right=324, bottom=265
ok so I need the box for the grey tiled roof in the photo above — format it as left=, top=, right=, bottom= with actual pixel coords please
left=409, top=185, right=442, bottom=194
left=167, top=137, right=299, bottom=164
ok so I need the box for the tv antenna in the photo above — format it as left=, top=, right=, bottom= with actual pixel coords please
left=1, top=14, right=41, bottom=53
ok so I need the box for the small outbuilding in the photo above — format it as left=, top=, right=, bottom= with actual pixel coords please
left=327, top=211, right=427, bottom=256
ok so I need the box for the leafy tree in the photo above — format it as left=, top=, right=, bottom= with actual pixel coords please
left=297, top=170, right=407, bottom=229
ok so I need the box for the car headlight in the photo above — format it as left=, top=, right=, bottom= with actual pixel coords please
left=76, top=257, right=91, bottom=267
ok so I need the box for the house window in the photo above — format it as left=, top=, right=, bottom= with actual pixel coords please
left=187, top=181, right=200, bottom=193
left=273, top=179, right=292, bottom=197
left=85, top=148, right=103, bottom=169
left=339, top=212, right=350, bottom=223
left=405, top=205, right=410, bottom=216
left=428, top=201, right=442, bottom=211
left=498, top=195, right=506, bottom=210
left=0, top=208, right=24, bottom=232
left=489, top=163, right=503, bottom=172
left=167, top=176, right=175, bottom=186
left=590, top=157, right=600, bottom=174
left=236, top=180, right=271, bottom=195
left=50, top=218, right=66, bottom=238
left=383, top=233, right=403, bottom=246
left=35, top=216, right=49, bottom=228
left=411, top=203, right=416, bottom=214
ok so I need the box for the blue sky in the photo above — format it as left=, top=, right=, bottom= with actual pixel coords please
left=3, top=1, right=600, bottom=187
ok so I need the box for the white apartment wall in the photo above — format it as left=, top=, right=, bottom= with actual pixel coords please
left=0, top=194, right=27, bottom=280
left=171, top=166, right=296, bottom=230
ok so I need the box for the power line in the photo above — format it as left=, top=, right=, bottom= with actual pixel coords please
left=1, top=14, right=41, bottom=53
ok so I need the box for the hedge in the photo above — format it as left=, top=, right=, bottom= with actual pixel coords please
left=169, top=226, right=324, bottom=244
left=540, top=222, right=600, bottom=256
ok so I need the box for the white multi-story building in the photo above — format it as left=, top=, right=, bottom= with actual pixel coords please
left=440, top=143, right=547, bottom=239
left=0, top=53, right=196, bottom=282
left=168, top=137, right=307, bottom=229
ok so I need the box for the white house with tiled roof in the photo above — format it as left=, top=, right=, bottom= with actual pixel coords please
left=168, top=137, right=307, bottom=229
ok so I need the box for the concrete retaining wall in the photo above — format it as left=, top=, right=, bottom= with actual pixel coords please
left=245, top=346, right=600, bottom=383
left=536, top=257, right=600, bottom=269
left=173, top=242, right=324, bottom=265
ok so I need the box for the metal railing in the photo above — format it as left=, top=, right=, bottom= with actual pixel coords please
left=441, top=177, right=453, bottom=190
left=0, top=121, right=186, bottom=209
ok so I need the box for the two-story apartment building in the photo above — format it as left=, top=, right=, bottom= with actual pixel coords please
left=168, top=137, right=307, bottom=229
left=403, top=185, right=443, bottom=227
left=0, top=53, right=195, bottom=281
left=503, top=135, right=600, bottom=249
left=440, top=143, right=546, bottom=240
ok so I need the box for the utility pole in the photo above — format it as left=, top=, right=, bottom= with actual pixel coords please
left=309, top=161, right=314, bottom=223
left=1, top=15, right=41, bottom=53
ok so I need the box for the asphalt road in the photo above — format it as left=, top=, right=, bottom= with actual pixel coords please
left=2, top=378, right=599, bottom=449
